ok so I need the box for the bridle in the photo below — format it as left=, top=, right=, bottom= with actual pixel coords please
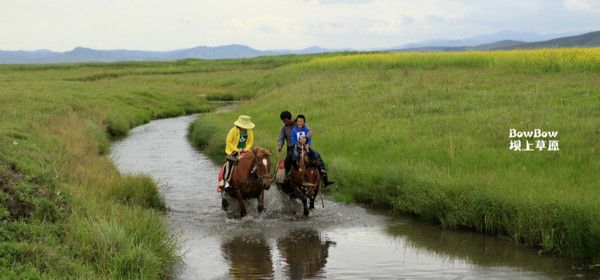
left=297, top=143, right=319, bottom=197
left=252, top=152, right=274, bottom=185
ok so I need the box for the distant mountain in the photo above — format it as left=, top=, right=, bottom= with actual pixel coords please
left=391, top=31, right=600, bottom=52
left=474, top=40, right=526, bottom=50
left=3, top=30, right=599, bottom=64
left=497, top=31, right=600, bottom=50
left=0, top=44, right=340, bottom=64
left=393, top=30, right=581, bottom=50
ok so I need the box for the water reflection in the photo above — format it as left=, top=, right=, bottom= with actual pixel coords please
left=277, top=229, right=334, bottom=279
left=385, top=219, right=596, bottom=279
left=221, top=234, right=274, bottom=279
left=109, top=115, right=600, bottom=280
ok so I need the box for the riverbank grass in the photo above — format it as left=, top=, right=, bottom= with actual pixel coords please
left=0, top=56, right=309, bottom=278
left=189, top=48, right=600, bottom=263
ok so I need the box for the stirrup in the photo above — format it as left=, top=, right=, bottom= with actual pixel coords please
left=322, top=176, right=335, bottom=187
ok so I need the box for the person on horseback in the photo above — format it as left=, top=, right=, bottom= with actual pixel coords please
left=219, top=115, right=255, bottom=191
left=290, top=114, right=335, bottom=187
left=277, top=111, right=309, bottom=180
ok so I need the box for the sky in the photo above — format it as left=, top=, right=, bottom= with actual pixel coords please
left=1, top=0, right=600, bottom=51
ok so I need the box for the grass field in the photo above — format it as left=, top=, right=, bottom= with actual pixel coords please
left=189, top=48, right=600, bottom=263
left=0, top=56, right=316, bottom=278
left=1, top=49, right=599, bottom=278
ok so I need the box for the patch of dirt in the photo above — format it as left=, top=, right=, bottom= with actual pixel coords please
left=0, top=163, right=34, bottom=219
left=214, top=103, right=239, bottom=113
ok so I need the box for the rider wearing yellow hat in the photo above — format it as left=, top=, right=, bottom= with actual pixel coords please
left=219, top=115, right=255, bottom=190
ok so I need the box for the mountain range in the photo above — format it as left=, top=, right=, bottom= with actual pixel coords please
left=390, top=30, right=581, bottom=49
left=391, top=30, right=600, bottom=52
left=0, top=45, right=346, bottom=64
left=1, top=30, right=599, bottom=64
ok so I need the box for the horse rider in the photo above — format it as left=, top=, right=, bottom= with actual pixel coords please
left=218, top=115, right=255, bottom=191
left=288, top=114, right=335, bottom=187
left=277, top=111, right=306, bottom=180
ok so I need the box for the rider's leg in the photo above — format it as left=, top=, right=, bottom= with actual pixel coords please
left=309, top=148, right=335, bottom=187
left=291, top=146, right=300, bottom=165
left=285, top=146, right=293, bottom=176
left=224, top=152, right=238, bottom=189
left=218, top=161, right=231, bottom=188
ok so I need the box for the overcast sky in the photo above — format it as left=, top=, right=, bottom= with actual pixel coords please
left=1, top=0, right=600, bottom=51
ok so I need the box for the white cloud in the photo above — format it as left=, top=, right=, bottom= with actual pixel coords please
left=516, top=0, right=545, bottom=11
left=0, top=0, right=598, bottom=51
left=564, top=0, right=600, bottom=11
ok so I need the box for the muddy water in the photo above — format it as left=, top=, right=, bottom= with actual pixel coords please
left=109, top=115, right=597, bottom=280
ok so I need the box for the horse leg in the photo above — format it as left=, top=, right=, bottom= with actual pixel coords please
left=221, top=198, right=228, bottom=211
left=302, top=196, right=309, bottom=216
left=309, top=188, right=318, bottom=210
left=257, top=190, right=265, bottom=213
left=235, top=190, right=246, bottom=218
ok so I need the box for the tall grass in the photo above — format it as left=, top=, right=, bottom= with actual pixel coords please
left=0, top=55, right=306, bottom=278
left=2, top=49, right=599, bottom=278
left=189, top=48, right=600, bottom=263
left=298, top=48, right=600, bottom=72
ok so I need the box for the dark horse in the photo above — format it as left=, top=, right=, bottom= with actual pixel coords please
left=222, top=147, right=273, bottom=218
left=277, top=144, right=321, bottom=216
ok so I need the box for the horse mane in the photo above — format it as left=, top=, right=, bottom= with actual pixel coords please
left=251, top=147, right=272, bottom=158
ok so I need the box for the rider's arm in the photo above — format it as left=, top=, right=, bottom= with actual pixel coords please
left=245, top=129, right=254, bottom=151
left=305, top=126, right=312, bottom=145
left=277, top=126, right=285, bottom=147
left=291, top=127, right=298, bottom=146
left=225, top=128, right=238, bottom=154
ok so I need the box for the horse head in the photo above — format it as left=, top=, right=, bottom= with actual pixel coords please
left=252, top=147, right=273, bottom=189
left=302, top=166, right=320, bottom=197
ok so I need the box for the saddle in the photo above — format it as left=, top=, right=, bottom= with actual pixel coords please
left=217, top=152, right=249, bottom=192
left=275, top=159, right=286, bottom=184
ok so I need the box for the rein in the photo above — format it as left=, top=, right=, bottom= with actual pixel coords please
left=251, top=152, right=274, bottom=183
left=231, top=151, right=274, bottom=191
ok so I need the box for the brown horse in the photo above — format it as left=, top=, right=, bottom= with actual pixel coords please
left=277, top=229, right=334, bottom=278
left=222, top=147, right=273, bottom=218
left=290, top=144, right=321, bottom=216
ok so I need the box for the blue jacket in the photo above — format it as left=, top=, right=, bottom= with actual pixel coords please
left=291, top=125, right=312, bottom=146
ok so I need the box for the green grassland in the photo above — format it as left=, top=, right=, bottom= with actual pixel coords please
left=1, top=49, right=599, bottom=279
left=189, top=49, right=600, bottom=263
left=0, top=56, right=317, bottom=279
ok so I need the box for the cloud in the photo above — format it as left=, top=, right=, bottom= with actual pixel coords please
left=316, top=0, right=377, bottom=4
left=516, top=0, right=545, bottom=11
left=564, top=0, right=600, bottom=11
left=0, top=0, right=599, bottom=51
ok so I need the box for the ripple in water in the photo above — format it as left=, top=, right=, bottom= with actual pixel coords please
left=110, top=115, right=597, bottom=280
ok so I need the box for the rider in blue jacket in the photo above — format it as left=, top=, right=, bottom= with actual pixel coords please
left=291, top=114, right=335, bottom=187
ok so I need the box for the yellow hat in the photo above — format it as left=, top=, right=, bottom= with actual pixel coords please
left=234, top=115, right=255, bottom=129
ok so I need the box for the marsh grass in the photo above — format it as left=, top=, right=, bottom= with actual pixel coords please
left=189, top=49, right=600, bottom=263
left=0, top=56, right=310, bottom=278
left=2, top=49, right=599, bottom=278
left=108, top=175, right=166, bottom=210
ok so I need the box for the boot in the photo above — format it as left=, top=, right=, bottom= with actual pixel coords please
left=321, top=170, right=335, bottom=187
left=224, top=181, right=232, bottom=191
left=223, top=163, right=233, bottom=191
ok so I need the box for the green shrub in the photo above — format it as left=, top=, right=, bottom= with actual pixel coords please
left=106, top=115, right=130, bottom=138
left=108, top=175, right=166, bottom=211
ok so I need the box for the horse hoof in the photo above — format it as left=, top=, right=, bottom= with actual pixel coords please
left=303, top=210, right=309, bottom=216
left=221, top=199, right=229, bottom=211
left=258, top=205, right=265, bottom=213
left=240, top=209, right=247, bottom=218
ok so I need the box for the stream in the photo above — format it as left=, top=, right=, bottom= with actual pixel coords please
left=109, top=115, right=597, bottom=280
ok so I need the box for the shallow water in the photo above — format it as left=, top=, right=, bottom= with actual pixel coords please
left=109, top=115, right=598, bottom=280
